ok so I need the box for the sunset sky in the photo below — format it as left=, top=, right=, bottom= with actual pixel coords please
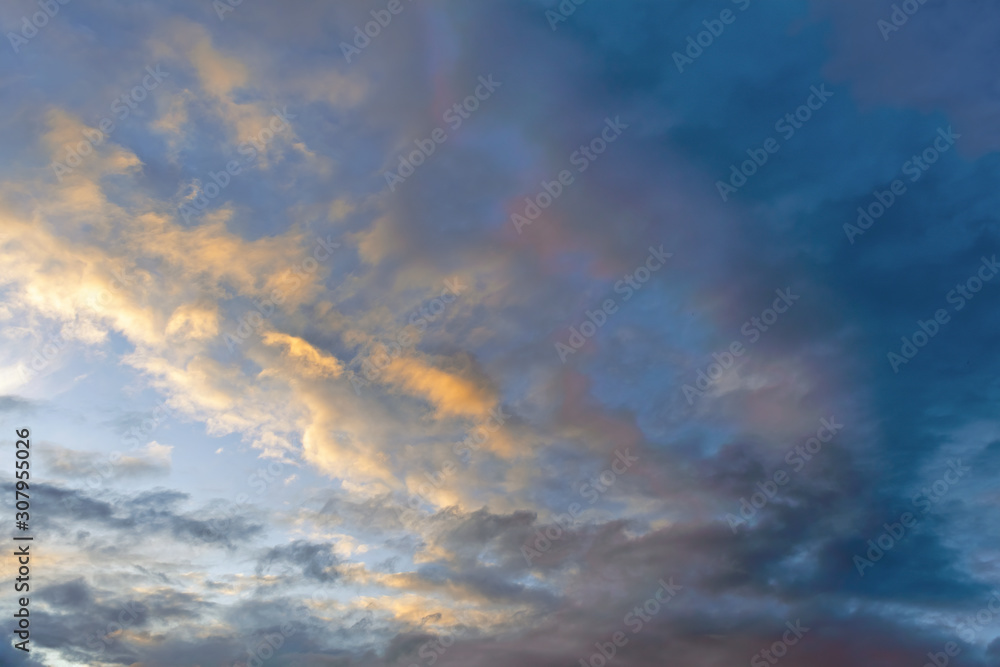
left=2, top=0, right=1000, bottom=666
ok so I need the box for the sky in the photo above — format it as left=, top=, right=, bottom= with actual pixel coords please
left=1, top=0, right=1000, bottom=665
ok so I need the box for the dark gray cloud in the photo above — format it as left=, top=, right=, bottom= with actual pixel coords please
left=257, top=540, right=342, bottom=582
left=1, top=482, right=265, bottom=548
left=0, top=395, right=34, bottom=414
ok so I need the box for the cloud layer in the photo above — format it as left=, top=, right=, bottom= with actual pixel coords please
left=2, top=0, right=999, bottom=665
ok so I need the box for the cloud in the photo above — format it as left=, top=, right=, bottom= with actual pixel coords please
left=263, top=331, right=345, bottom=378
left=256, top=540, right=342, bottom=582
left=42, top=441, right=173, bottom=480
left=381, top=355, right=496, bottom=419
left=4, top=0, right=1000, bottom=665
left=0, top=394, right=34, bottom=413
left=6, top=483, right=265, bottom=549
